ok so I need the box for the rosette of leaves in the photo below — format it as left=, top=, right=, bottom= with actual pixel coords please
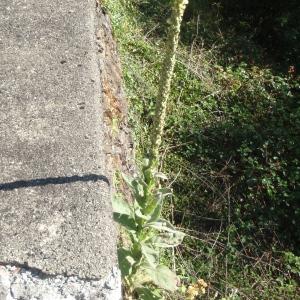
left=112, top=159, right=185, bottom=299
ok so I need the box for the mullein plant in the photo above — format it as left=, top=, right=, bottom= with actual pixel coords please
left=112, top=1, right=189, bottom=298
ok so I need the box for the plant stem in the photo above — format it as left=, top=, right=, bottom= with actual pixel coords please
left=149, top=0, right=189, bottom=173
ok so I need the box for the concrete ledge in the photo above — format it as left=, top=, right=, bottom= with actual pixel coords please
left=0, top=265, right=121, bottom=300
left=0, top=0, right=120, bottom=291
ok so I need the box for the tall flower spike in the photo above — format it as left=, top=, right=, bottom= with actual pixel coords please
left=149, top=0, right=189, bottom=175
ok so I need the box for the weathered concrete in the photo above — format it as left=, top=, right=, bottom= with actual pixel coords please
left=0, top=0, right=118, bottom=285
left=0, top=265, right=121, bottom=300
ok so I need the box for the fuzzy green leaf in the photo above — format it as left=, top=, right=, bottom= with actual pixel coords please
left=141, top=244, right=159, bottom=268
left=113, top=213, right=137, bottom=231
left=127, top=176, right=147, bottom=209
left=145, top=219, right=185, bottom=247
left=145, top=265, right=178, bottom=292
left=156, top=188, right=172, bottom=198
left=144, top=188, right=172, bottom=223
left=132, top=179, right=145, bottom=198
left=151, top=231, right=185, bottom=248
left=121, top=173, right=134, bottom=189
left=135, top=287, right=162, bottom=300
left=154, top=172, right=168, bottom=180
left=146, top=219, right=177, bottom=232
left=118, top=248, right=135, bottom=277
left=148, top=201, right=163, bottom=223
left=112, top=195, right=132, bottom=216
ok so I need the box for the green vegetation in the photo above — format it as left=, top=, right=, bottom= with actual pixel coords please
left=113, top=164, right=185, bottom=299
left=112, top=1, right=188, bottom=298
left=104, top=0, right=300, bottom=298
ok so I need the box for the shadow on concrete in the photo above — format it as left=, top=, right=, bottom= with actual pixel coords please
left=0, top=174, right=110, bottom=191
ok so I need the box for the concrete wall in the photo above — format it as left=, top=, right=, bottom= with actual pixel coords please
left=0, top=0, right=126, bottom=299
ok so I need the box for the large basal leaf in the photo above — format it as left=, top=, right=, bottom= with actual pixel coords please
left=141, top=244, right=159, bottom=268
left=145, top=265, right=178, bottom=292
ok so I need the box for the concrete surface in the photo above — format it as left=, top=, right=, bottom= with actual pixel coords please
left=0, top=265, right=121, bottom=300
left=0, top=0, right=118, bottom=283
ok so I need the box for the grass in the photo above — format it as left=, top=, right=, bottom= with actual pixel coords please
left=103, top=0, right=300, bottom=299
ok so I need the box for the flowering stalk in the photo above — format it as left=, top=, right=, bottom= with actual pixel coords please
left=148, top=0, right=189, bottom=173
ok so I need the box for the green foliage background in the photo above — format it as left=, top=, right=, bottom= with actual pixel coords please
left=104, top=0, right=300, bottom=298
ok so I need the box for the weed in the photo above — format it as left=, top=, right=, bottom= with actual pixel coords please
left=105, top=0, right=300, bottom=299
left=110, top=0, right=189, bottom=298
